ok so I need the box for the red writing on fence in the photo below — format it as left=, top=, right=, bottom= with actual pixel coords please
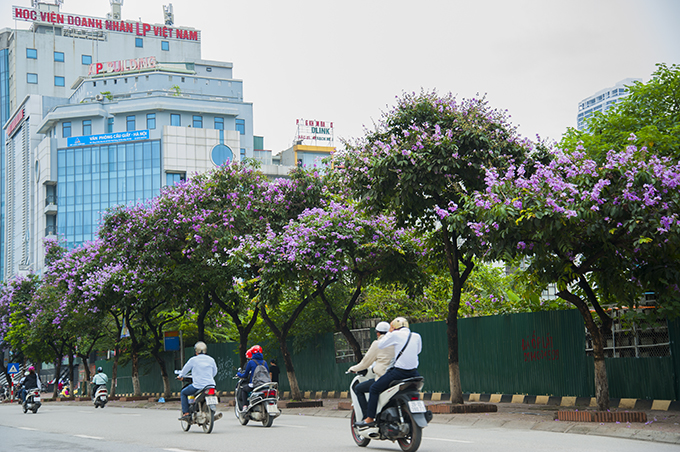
left=522, top=331, right=559, bottom=362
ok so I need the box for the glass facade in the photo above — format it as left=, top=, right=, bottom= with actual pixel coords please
left=57, top=140, right=162, bottom=247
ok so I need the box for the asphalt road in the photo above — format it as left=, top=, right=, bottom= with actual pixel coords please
left=1, top=403, right=678, bottom=452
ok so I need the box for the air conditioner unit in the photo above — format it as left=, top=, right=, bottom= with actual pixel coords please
left=95, top=94, right=104, bottom=101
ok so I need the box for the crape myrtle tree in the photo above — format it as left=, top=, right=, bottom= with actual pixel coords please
left=335, top=90, right=536, bottom=403
left=0, top=275, right=38, bottom=386
left=467, top=139, right=680, bottom=410
left=266, top=201, right=425, bottom=363
left=562, top=63, right=680, bottom=160
left=239, top=170, right=331, bottom=400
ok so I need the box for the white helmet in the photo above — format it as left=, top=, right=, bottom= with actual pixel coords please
left=194, top=341, right=208, bottom=354
left=375, top=321, right=390, bottom=334
left=391, top=317, right=409, bottom=330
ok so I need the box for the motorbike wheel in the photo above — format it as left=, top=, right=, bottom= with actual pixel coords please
left=32, top=407, right=38, bottom=414
left=234, top=403, right=249, bottom=425
left=397, top=408, right=422, bottom=452
left=261, top=409, right=273, bottom=427
left=201, top=403, right=214, bottom=434
left=180, top=410, right=191, bottom=432
left=22, top=404, right=28, bottom=414
left=350, top=410, right=371, bottom=447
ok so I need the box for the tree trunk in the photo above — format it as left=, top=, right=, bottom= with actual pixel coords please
left=558, top=285, right=611, bottom=411
left=80, top=355, right=91, bottom=399
left=151, top=349, right=171, bottom=398
left=446, top=297, right=464, bottom=404
left=319, top=288, right=363, bottom=362
left=53, top=359, right=62, bottom=399
left=131, top=351, right=141, bottom=396
left=110, top=347, right=120, bottom=398
left=260, top=305, right=303, bottom=400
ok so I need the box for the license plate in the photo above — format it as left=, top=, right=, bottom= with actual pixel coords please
left=408, top=400, right=426, bottom=413
left=205, top=396, right=218, bottom=405
left=33, top=396, right=40, bottom=402
left=266, top=403, right=278, bottom=413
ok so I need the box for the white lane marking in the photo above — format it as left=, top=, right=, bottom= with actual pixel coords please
left=17, top=427, right=38, bottom=431
left=74, top=434, right=105, bottom=440
left=165, top=449, right=199, bottom=452
left=424, top=436, right=473, bottom=444
left=272, top=423, right=308, bottom=428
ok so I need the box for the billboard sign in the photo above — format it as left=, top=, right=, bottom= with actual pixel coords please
left=12, top=5, right=200, bottom=42
left=67, top=130, right=149, bottom=147
left=295, top=119, right=334, bottom=147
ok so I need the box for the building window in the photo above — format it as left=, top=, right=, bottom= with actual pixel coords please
left=54, top=51, right=65, bottom=62
left=82, top=120, right=92, bottom=136
left=126, top=115, right=136, bottom=131
left=240, top=148, right=246, bottom=160
left=135, top=37, right=143, bottom=48
left=63, top=122, right=72, bottom=138
left=214, top=117, right=224, bottom=130
left=147, top=113, right=156, bottom=130
left=27, top=73, right=38, bottom=84
left=170, top=114, right=181, bottom=126
left=54, top=76, right=65, bottom=87
left=107, top=117, right=114, bottom=133
left=166, top=172, right=186, bottom=186
left=26, top=48, right=37, bottom=59
left=193, top=115, right=203, bottom=128
left=236, top=119, right=245, bottom=135
left=82, top=55, right=92, bottom=65
left=161, top=41, right=169, bottom=51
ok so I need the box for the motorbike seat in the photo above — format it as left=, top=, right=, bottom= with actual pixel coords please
left=388, top=376, right=424, bottom=388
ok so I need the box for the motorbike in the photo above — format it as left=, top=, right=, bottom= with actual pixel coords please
left=234, top=373, right=280, bottom=427
left=348, top=368, right=432, bottom=452
left=175, top=370, right=222, bottom=433
left=93, top=385, right=108, bottom=408
left=22, top=388, right=41, bottom=414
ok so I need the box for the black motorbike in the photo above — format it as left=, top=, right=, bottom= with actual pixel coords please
left=175, top=371, right=221, bottom=433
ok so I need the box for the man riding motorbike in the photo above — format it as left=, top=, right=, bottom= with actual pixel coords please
left=348, top=321, right=394, bottom=416
left=91, top=367, right=109, bottom=399
left=355, top=317, right=422, bottom=428
left=236, top=345, right=267, bottom=410
left=176, top=341, right=218, bottom=422
left=20, top=366, right=41, bottom=404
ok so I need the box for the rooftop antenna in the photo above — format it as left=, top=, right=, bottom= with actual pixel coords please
left=108, top=0, right=123, bottom=21
left=163, top=4, right=174, bottom=26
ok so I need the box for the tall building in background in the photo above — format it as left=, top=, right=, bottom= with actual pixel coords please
left=576, top=78, right=641, bottom=131
left=1, top=1, right=254, bottom=279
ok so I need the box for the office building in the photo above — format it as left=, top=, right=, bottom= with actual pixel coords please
left=2, top=1, right=254, bottom=277
left=576, top=78, right=641, bottom=131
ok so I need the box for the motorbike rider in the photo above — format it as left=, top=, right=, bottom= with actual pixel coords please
left=20, top=366, right=41, bottom=404
left=236, top=345, right=267, bottom=410
left=354, top=317, right=422, bottom=428
left=91, top=367, right=109, bottom=399
left=348, top=321, right=393, bottom=416
left=176, top=341, right=218, bottom=421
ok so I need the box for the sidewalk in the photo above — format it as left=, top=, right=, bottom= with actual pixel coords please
left=44, top=396, right=680, bottom=445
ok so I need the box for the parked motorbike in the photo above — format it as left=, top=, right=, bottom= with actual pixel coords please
left=23, top=388, right=41, bottom=414
left=348, top=369, right=432, bottom=452
left=93, top=385, right=108, bottom=408
left=234, top=373, right=280, bottom=427
left=175, top=370, right=221, bottom=433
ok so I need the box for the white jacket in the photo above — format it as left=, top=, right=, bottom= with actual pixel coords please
left=348, top=335, right=394, bottom=378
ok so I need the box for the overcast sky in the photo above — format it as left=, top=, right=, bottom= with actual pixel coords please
left=2, top=0, right=680, bottom=153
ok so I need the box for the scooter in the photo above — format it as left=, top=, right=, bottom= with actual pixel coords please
left=175, top=370, right=222, bottom=433
left=23, top=388, right=41, bottom=414
left=93, top=385, right=108, bottom=408
left=348, top=368, right=432, bottom=452
left=234, top=373, right=280, bottom=427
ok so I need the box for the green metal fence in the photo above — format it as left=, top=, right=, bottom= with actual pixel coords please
left=98, top=310, right=680, bottom=400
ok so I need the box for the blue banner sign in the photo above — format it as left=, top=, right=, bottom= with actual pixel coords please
left=67, top=130, right=149, bottom=147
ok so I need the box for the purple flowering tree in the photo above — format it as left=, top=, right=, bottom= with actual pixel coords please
left=336, top=91, right=535, bottom=404
left=467, top=139, right=680, bottom=410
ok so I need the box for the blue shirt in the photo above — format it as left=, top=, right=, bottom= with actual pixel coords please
left=179, top=353, right=218, bottom=389
left=237, top=352, right=268, bottom=384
